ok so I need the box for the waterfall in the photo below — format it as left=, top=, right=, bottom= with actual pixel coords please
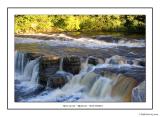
left=80, top=57, right=89, bottom=73
left=80, top=72, right=99, bottom=90
left=99, top=78, right=113, bottom=97
left=59, top=57, right=63, bottom=71
left=30, top=62, right=39, bottom=83
left=15, top=51, right=27, bottom=74
left=111, top=75, right=137, bottom=101
left=89, top=77, right=112, bottom=97
left=15, top=52, right=142, bottom=102
left=15, top=51, right=40, bottom=84
left=80, top=57, right=96, bottom=73
left=23, top=58, right=40, bottom=82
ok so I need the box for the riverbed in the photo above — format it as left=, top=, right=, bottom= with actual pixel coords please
left=14, top=33, right=146, bottom=102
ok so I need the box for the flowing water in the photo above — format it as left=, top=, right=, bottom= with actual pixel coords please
left=15, top=34, right=145, bottom=49
left=14, top=34, right=145, bottom=102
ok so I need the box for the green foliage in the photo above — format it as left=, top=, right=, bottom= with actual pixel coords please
left=15, top=15, right=145, bottom=34
left=15, top=15, right=52, bottom=34
left=64, top=16, right=80, bottom=31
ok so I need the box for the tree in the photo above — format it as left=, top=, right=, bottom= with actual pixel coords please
left=15, top=15, right=146, bottom=34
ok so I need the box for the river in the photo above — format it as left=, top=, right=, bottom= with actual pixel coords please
left=14, top=33, right=146, bottom=102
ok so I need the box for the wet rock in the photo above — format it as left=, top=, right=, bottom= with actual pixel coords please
left=102, top=70, right=118, bottom=80
left=96, top=35, right=122, bottom=43
left=93, top=65, right=145, bottom=83
left=47, top=71, right=73, bottom=89
left=106, top=55, right=127, bottom=64
left=132, top=58, right=145, bottom=67
left=38, top=56, right=60, bottom=86
left=127, top=60, right=134, bottom=65
left=96, top=35, right=119, bottom=43
left=88, top=57, right=99, bottom=65
left=26, top=52, right=42, bottom=60
left=34, top=55, right=81, bottom=86
left=63, top=56, right=81, bottom=75
left=132, top=80, right=146, bottom=102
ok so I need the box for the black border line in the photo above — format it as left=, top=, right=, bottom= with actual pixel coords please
left=152, top=7, right=153, bottom=110
left=7, top=7, right=9, bottom=110
left=7, top=7, right=153, bottom=110
left=8, top=7, right=152, bottom=9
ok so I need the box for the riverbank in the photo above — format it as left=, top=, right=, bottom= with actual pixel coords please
left=15, top=32, right=145, bottom=40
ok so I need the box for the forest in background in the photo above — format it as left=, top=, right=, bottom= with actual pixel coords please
left=15, top=15, right=145, bottom=34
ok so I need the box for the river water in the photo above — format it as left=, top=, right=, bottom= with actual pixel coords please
left=14, top=33, right=146, bottom=102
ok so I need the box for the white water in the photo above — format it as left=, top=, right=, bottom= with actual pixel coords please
left=15, top=52, right=41, bottom=102
left=59, top=58, right=63, bottom=71
left=15, top=34, right=145, bottom=49
left=89, top=77, right=112, bottom=97
left=15, top=51, right=143, bottom=102
left=26, top=72, right=121, bottom=102
left=15, top=52, right=40, bottom=84
left=15, top=51, right=27, bottom=74
left=30, top=62, right=39, bottom=83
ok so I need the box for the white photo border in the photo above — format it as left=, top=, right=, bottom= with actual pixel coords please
left=7, top=7, right=153, bottom=110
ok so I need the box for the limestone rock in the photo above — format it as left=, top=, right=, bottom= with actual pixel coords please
left=106, top=55, right=127, bottom=64
left=63, top=56, right=81, bottom=75
left=93, top=65, right=145, bottom=83
left=96, top=35, right=119, bottom=43
left=132, top=58, right=145, bottom=67
left=132, top=80, right=146, bottom=102
left=38, top=56, right=60, bottom=86
left=47, top=71, right=73, bottom=89
left=88, top=57, right=99, bottom=65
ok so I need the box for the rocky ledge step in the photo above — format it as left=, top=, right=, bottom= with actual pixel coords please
left=131, top=80, right=146, bottom=102
left=93, top=66, right=145, bottom=84
left=47, top=71, right=73, bottom=89
left=63, top=56, right=81, bottom=75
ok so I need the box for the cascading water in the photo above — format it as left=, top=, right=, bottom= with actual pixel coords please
left=15, top=51, right=43, bottom=102
left=15, top=51, right=40, bottom=83
left=15, top=52, right=144, bottom=102
left=15, top=51, right=28, bottom=74
left=30, top=62, right=40, bottom=83
left=89, top=77, right=112, bottom=97
left=59, top=57, right=63, bottom=71
left=80, top=56, right=98, bottom=73
left=15, top=34, right=145, bottom=102
left=80, top=57, right=89, bottom=73
left=23, top=58, right=40, bottom=82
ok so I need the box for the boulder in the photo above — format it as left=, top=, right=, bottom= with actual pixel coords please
left=127, top=60, right=134, bottom=65
left=63, top=56, right=81, bottom=75
left=93, top=65, right=145, bottom=83
left=38, top=55, right=81, bottom=86
left=88, top=56, right=99, bottom=65
left=26, top=52, right=42, bottom=60
left=47, top=71, right=73, bottom=89
left=38, top=56, right=60, bottom=86
left=131, top=80, right=146, bottom=102
left=106, top=55, right=127, bottom=64
left=132, top=58, right=145, bottom=67
left=96, top=35, right=114, bottom=43
left=96, top=35, right=119, bottom=43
